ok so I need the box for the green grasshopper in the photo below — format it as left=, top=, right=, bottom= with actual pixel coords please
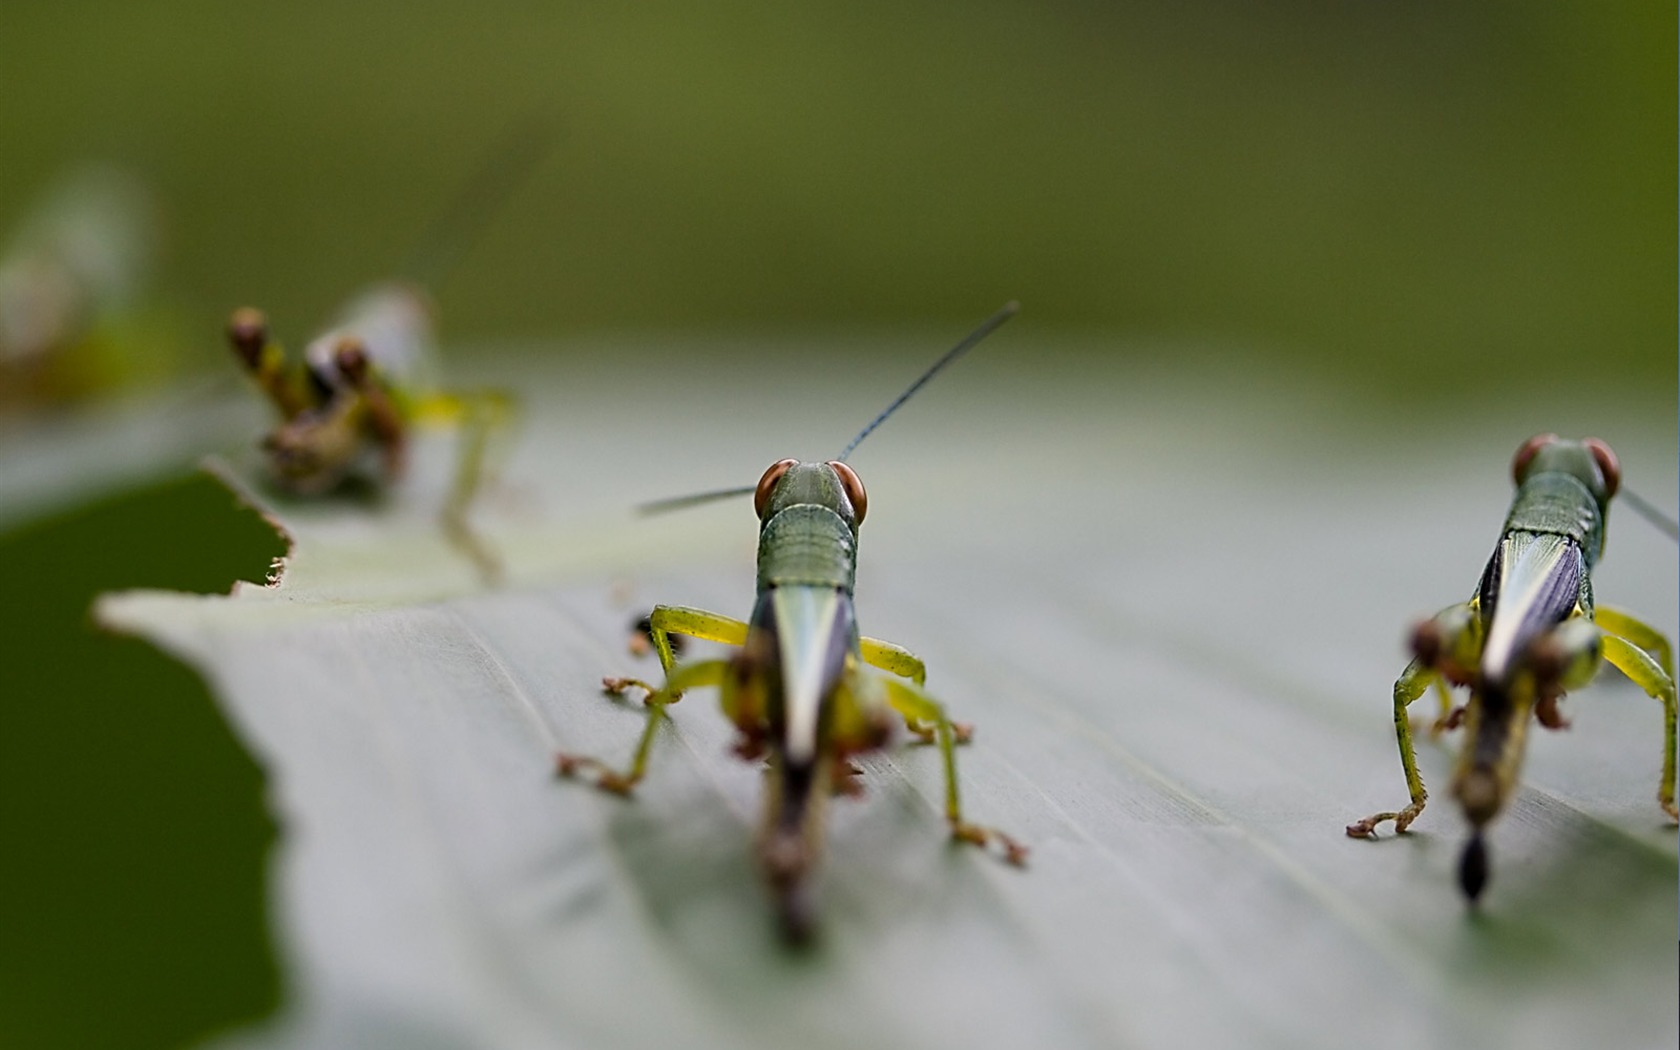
left=1347, top=434, right=1677, bottom=901
left=225, top=127, right=546, bottom=583
left=558, top=302, right=1028, bottom=939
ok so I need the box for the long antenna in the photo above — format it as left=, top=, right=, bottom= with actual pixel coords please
left=1621, top=486, right=1680, bottom=541
left=636, top=301, right=1019, bottom=516
left=637, top=485, right=758, bottom=515
left=401, top=114, right=555, bottom=290
left=836, top=300, right=1018, bottom=462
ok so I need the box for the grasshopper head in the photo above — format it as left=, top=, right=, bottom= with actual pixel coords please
left=1511, top=434, right=1619, bottom=504
left=753, top=459, right=868, bottom=529
left=226, top=307, right=270, bottom=371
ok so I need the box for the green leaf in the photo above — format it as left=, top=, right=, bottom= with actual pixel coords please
left=97, top=345, right=1677, bottom=1050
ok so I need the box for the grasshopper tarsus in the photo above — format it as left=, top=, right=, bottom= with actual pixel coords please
left=1345, top=808, right=1419, bottom=839
left=951, top=821, right=1030, bottom=867
left=601, top=676, right=657, bottom=699
left=906, top=720, right=974, bottom=747
left=1534, top=694, right=1571, bottom=730
left=1344, top=818, right=1386, bottom=839
left=554, top=753, right=638, bottom=796
left=1429, top=706, right=1466, bottom=736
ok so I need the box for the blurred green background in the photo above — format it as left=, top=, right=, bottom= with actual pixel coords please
left=0, top=3, right=1673, bottom=1048
left=2, top=1, right=1673, bottom=400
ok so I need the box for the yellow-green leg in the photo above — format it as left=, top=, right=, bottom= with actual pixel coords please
left=642, top=605, right=748, bottom=677
left=1428, top=679, right=1461, bottom=736
left=1596, top=606, right=1678, bottom=821
left=558, top=659, right=730, bottom=794
left=875, top=674, right=1026, bottom=864
left=420, top=388, right=515, bottom=586
left=1346, top=658, right=1436, bottom=838
left=860, top=636, right=926, bottom=685
left=859, top=635, right=973, bottom=744
left=604, top=605, right=751, bottom=725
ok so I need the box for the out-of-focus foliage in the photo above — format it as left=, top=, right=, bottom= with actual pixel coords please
left=0, top=1, right=1671, bottom=402
left=0, top=474, right=285, bottom=1050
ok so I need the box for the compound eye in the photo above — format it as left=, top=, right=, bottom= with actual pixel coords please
left=1511, top=433, right=1559, bottom=484
left=227, top=307, right=269, bottom=369
left=1583, top=437, right=1621, bottom=498
left=827, top=460, right=867, bottom=525
left=753, top=459, right=797, bottom=519
left=333, top=337, right=370, bottom=384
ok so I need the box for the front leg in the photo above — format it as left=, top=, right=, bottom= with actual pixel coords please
left=1348, top=600, right=1482, bottom=838
left=558, top=659, right=730, bottom=794
left=1346, top=659, right=1436, bottom=837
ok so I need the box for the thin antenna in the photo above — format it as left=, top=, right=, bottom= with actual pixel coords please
left=1620, top=486, right=1680, bottom=541
left=836, top=300, right=1018, bottom=462
left=638, top=485, right=757, bottom=516
left=637, top=300, right=1020, bottom=516
left=401, top=114, right=555, bottom=291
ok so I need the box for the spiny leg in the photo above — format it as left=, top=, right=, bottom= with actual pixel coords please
left=558, top=659, right=730, bottom=794
left=876, top=673, right=1026, bottom=864
left=859, top=635, right=971, bottom=744
left=1348, top=600, right=1481, bottom=838
left=1596, top=618, right=1678, bottom=822
left=1347, top=658, right=1442, bottom=838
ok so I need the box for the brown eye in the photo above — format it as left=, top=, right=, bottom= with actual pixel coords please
left=227, top=307, right=269, bottom=368
left=827, top=460, right=867, bottom=524
left=754, top=459, right=797, bottom=519
left=333, top=337, right=370, bottom=384
left=1511, top=433, right=1559, bottom=484
left=1583, top=437, right=1620, bottom=498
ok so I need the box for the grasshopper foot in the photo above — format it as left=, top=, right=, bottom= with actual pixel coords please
left=1430, top=706, right=1466, bottom=736
left=833, top=760, right=867, bottom=797
left=951, top=820, right=1029, bottom=866
left=1534, top=694, right=1571, bottom=730
left=555, top=753, right=639, bottom=796
left=1346, top=802, right=1425, bottom=839
left=906, top=720, right=974, bottom=746
left=601, top=676, right=670, bottom=705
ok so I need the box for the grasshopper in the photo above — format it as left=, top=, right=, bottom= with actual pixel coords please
left=1347, top=434, right=1677, bottom=901
left=225, top=126, right=546, bottom=583
left=558, top=302, right=1028, bottom=939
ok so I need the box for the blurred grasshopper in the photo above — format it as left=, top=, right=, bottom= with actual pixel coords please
left=0, top=167, right=163, bottom=410
left=558, top=302, right=1028, bottom=940
left=226, top=126, right=546, bottom=583
left=1347, top=434, right=1677, bottom=901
